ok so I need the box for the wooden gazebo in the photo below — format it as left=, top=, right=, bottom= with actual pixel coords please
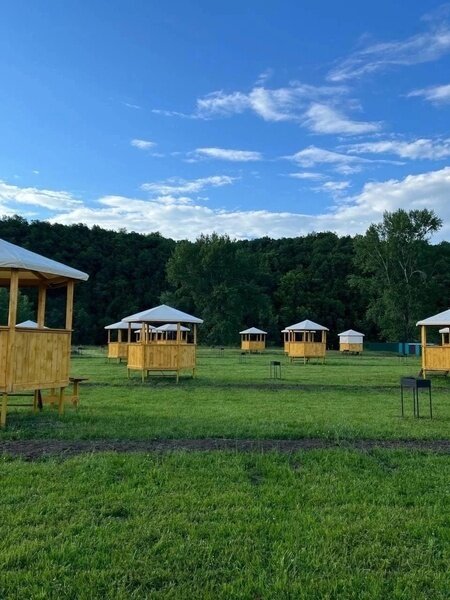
left=417, top=309, right=450, bottom=377
left=338, top=329, right=364, bottom=354
left=105, top=321, right=141, bottom=362
left=123, top=304, right=203, bottom=382
left=239, top=327, right=267, bottom=353
left=0, top=238, right=88, bottom=426
left=285, top=319, right=328, bottom=363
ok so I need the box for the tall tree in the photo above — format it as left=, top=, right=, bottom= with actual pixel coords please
left=164, top=234, right=275, bottom=345
left=352, top=209, right=442, bottom=342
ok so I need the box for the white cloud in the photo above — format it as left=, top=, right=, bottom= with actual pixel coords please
left=131, top=139, right=156, bottom=150
left=195, top=82, right=347, bottom=122
left=288, top=172, right=325, bottom=180
left=46, top=167, right=450, bottom=240
left=319, top=181, right=351, bottom=193
left=328, top=24, right=450, bottom=82
left=345, top=138, right=450, bottom=160
left=408, top=83, right=450, bottom=104
left=303, top=103, right=381, bottom=135
left=141, top=175, right=235, bottom=196
left=124, top=102, right=141, bottom=110
left=287, top=145, right=370, bottom=168
left=156, top=81, right=378, bottom=136
left=193, top=147, right=262, bottom=162
left=0, top=180, right=81, bottom=211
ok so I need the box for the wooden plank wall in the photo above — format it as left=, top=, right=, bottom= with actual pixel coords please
left=128, top=342, right=196, bottom=371
left=108, top=342, right=128, bottom=359
left=288, top=342, right=326, bottom=358
left=424, top=346, right=450, bottom=371
left=340, top=343, right=363, bottom=353
left=0, top=329, right=71, bottom=392
left=242, top=340, right=265, bottom=351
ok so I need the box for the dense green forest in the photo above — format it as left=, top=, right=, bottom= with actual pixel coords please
left=0, top=211, right=448, bottom=347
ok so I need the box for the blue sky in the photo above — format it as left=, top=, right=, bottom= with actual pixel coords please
left=1, top=0, right=450, bottom=240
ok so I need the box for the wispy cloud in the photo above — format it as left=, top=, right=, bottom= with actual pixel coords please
left=319, top=180, right=351, bottom=193
left=131, top=139, right=156, bottom=150
left=195, top=83, right=347, bottom=122
left=151, top=108, right=193, bottom=118
left=344, top=138, right=450, bottom=160
left=328, top=22, right=450, bottom=82
left=288, top=172, right=325, bottom=180
left=286, top=146, right=370, bottom=169
left=123, top=102, right=142, bottom=110
left=408, top=83, right=450, bottom=104
left=0, top=180, right=81, bottom=211
left=302, top=103, right=381, bottom=135
left=192, top=147, right=263, bottom=162
left=141, top=175, right=235, bottom=196
left=154, top=81, right=377, bottom=136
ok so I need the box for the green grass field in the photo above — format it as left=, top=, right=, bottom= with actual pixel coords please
left=1, top=348, right=449, bottom=440
left=1, top=349, right=449, bottom=598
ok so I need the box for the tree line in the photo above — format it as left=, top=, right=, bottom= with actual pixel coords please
left=0, top=210, right=447, bottom=346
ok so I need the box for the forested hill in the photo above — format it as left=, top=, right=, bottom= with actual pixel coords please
left=0, top=213, right=448, bottom=346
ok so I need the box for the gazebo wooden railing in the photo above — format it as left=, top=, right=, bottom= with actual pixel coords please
left=0, top=238, right=88, bottom=427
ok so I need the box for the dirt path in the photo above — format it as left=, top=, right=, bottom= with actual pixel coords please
left=1, top=438, right=449, bottom=460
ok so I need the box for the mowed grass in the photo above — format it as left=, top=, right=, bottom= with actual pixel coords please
left=0, top=450, right=449, bottom=600
left=1, top=348, right=449, bottom=440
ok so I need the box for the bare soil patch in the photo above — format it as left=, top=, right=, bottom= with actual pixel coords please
left=1, top=438, right=449, bottom=460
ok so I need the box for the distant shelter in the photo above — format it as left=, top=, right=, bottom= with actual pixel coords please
left=123, top=304, right=203, bottom=382
left=338, top=329, right=364, bottom=354
left=239, top=327, right=267, bottom=353
left=285, top=319, right=328, bottom=363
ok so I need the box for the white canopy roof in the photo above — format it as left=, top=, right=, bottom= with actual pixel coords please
left=338, top=329, right=364, bottom=337
left=416, top=309, right=450, bottom=327
left=439, top=327, right=450, bottom=334
left=104, top=321, right=142, bottom=330
left=16, top=320, right=47, bottom=328
left=123, top=304, right=203, bottom=324
left=156, top=323, right=190, bottom=332
left=239, top=327, right=267, bottom=335
left=0, top=238, right=88, bottom=285
left=286, top=319, right=329, bottom=331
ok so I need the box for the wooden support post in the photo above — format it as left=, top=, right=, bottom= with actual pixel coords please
left=65, top=281, right=75, bottom=330
left=128, top=323, right=132, bottom=343
left=6, top=269, right=19, bottom=393
left=37, top=284, right=46, bottom=327
left=58, top=387, right=65, bottom=416
left=118, top=329, right=122, bottom=343
left=421, top=326, right=427, bottom=377
left=108, top=330, right=111, bottom=344
left=1, top=394, right=7, bottom=428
